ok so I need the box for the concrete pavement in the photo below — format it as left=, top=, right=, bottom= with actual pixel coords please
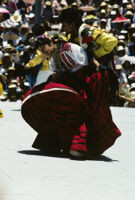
left=0, top=101, right=135, bottom=200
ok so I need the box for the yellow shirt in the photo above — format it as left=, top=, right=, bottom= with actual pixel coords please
left=26, top=50, right=50, bottom=71
left=0, top=82, right=3, bottom=96
left=93, top=29, right=118, bottom=58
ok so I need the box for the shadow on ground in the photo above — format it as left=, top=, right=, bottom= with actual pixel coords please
left=18, top=150, right=118, bottom=162
left=11, top=109, right=21, bottom=111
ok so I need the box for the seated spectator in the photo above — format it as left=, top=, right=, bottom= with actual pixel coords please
left=119, top=59, right=131, bottom=89
left=115, top=45, right=130, bottom=65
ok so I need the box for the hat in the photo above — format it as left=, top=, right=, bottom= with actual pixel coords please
left=3, top=53, right=10, bottom=56
left=2, top=44, right=15, bottom=52
left=100, top=2, right=107, bottom=7
left=60, top=0, right=68, bottom=6
left=0, top=11, right=21, bottom=28
left=0, top=94, right=7, bottom=101
left=51, top=24, right=62, bottom=30
left=0, top=73, right=7, bottom=81
left=118, top=35, right=125, bottom=40
left=0, top=7, right=10, bottom=14
left=113, top=4, right=119, bottom=9
left=28, top=13, right=35, bottom=18
left=10, top=11, right=22, bottom=23
left=8, top=66, right=15, bottom=71
left=2, top=33, right=19, bottom=40
left=53, top=15, right=59, bottom=19
left=125, top=11, right=133, bottom=16
left=100, top=9, right=106, bottom=14
left=120, top=30, right=128, bottom=34
left=126, top=4, right=133, bottom=10
left=130, top=23, right=135, bottom=29
left=110, top=10, right=116, bottom=15
left=123, top=0, right=128, bottom=4
left=118, top=40, right=125, bottom=45
left=8, top=83, right=16, bottom=89
left=128, top=72, right=135, bottom=81
left=117, top=45, right=124, bottom=51
left=45, top=1, right=52, bottom=6
left=11, top=79, right=18, bottom=84
left=116, top=64, right=122, bottom=70
left=101, top=18, right=107, bottom=23
left=60, top=43, right=88, bottom=72
left=82, top=14, right=97, bottom=22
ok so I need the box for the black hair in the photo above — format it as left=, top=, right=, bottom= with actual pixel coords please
left=34, top=36, right=51, bottom=50
left=32, top=24, right=46, bottom=36
left=59, top=8, right=83, bottom=27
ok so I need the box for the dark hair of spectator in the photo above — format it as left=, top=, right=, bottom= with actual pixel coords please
left=32, top=24, right=46, bottom=36
left=34, top=36, right=51, bottom=50
left=59, top=8, right=83, bottom=27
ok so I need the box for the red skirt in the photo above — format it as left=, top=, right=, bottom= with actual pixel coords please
left=84, top=71, right=121, bottom=156
left=21, top=81, right=87, bottom=152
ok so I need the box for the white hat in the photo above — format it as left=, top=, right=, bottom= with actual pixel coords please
left=60, top=43, right=88, bottom=72
left=101, top=18, right=107, bottom=22
left=100, top=2, right=107, bottom=7
left=28, top=13, right=35, bottom=18
left=117, top=45, right=124, bottom=51
left=60, top=0, right=68, bottom=6
left=120, top=30, right=128, bottom=34
left=3, top=44, right=15, bottom=51
left=78, top=24, right=95, bottom=50
left=45, top=1, right=52, bottom=6
left=0, top=11, right=21, bottom=28
left=8, top=66, right=15, bottom=71
left=10, top=11, right=22, bottom=23
left=116, top=64, right=122, bottom=70
left=100, top=9, right=106, bottom=14
left=113, top=4, right=119, bottom=9
left=11, top=79, right=18, bottom=84
left=111, top=10, right=116, bottom=15
left=123, top=0, right=128, bottom=4
left=118, top=35, right=125, bottom=40
left=130, top=23, right=135, bottom=29
left=24, top=82, right=29, bottom=87
left=125, top=11, right=133, bottom=16
left=3, top=53, right=10, bottom=56
left=8, top=83, right=16, bottom=89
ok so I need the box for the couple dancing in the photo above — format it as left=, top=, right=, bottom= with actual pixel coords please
left=21, top=36, right=121, bottom=159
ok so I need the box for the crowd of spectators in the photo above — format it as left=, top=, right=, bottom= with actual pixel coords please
left=0, top=0, right=135, bottom=107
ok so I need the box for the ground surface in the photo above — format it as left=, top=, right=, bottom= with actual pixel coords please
left=0, top=101, right=135, bottom=200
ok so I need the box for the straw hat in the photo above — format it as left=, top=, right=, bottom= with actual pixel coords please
left=117, top=45, right=124, bottom=51
left=125, top=11, right=133, bottom=16
left=2, top=44, right=15, bottom=52
left=8, top=83, right=16, bottom=89
left=0, top=73, right=7, bottom=81
left=100, top=2, right=107, bottom=7
left=45, top=1, right=52, bottom=6
left=10, top=11, right=22, bottom=23
left=100, top=9, right=106, bottom=14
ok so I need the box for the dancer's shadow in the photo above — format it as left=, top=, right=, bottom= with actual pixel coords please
left=11, top=109, right=21, bottom=111
left=18, top=150, right=69, bottom=159
left=18, top=150, right=118, bottom=162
